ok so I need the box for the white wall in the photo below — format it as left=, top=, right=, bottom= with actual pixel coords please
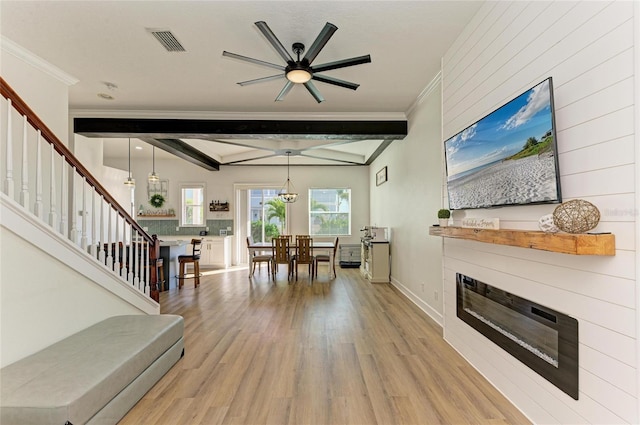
left=441, top=2, right=636, bottom=423
left=369, top=78, right=445, bottom=323
left=0, top=37, right=74, bottom=143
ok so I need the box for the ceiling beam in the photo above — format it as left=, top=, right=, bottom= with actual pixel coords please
left=74, top=118, right=407, bottom=140
left=139, top=137, right=220, bottom=171
left=365, top=140, right=394, bottom=165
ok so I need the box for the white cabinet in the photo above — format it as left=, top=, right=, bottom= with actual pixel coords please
left=360, top=240, right=390, bottom=283
left=197, top=237, right=232, bottom=268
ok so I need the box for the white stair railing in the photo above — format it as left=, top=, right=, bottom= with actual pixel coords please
left=1, top=77, right=161, bottom=302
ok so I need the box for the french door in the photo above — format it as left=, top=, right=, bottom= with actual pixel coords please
left=234, top=184, right=287, bottom=265
left=249, top=188, right=284, bottom=243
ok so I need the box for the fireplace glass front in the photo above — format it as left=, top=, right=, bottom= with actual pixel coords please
left=456, top=273, right=578, bottom=399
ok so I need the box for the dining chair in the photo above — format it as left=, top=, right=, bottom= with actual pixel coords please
left=315, top=236, right=338, bottom=278
left=247, top=236, right=272, bottom=276
left=271, top=236, right=293, bottom=280
left=178, top=238, right=202, bottom=289
left=290, top=234, right=310, bottom=263
left=294, top=236, right=314, bottom=281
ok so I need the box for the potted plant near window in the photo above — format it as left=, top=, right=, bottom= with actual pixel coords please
left=438, top=209, right=451, bottom=227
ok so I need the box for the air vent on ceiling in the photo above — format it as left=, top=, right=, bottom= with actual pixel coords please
left=147, top=28, right=186, bottom=52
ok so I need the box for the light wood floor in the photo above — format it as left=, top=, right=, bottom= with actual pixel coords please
left=119, top=265, right=531, bottom=425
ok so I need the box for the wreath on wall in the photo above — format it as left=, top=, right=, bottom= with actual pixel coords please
left=149, top=194, right=166, bottom=208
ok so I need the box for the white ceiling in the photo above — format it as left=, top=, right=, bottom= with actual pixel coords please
left=1, top=1, right=482, bottom=166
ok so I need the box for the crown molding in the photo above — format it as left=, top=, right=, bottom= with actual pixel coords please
left=68, top=109, right=406, bottom=121
left=406, top=70, right=442, bottom=117
left=1, top=36, right=78, bottom=86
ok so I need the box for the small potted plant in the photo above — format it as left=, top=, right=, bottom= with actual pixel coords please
left=438, top=208, right=451, bottom=227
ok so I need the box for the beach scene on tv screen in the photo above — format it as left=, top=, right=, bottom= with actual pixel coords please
left=445, top=79, right=560, bottom=210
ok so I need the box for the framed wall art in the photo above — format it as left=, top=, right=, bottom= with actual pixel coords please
left=376, top=166, right=388, bottom=186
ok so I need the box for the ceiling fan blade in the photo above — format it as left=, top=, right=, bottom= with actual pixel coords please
left=238, top=74, right=285, bottom=86
left=303, top=81, right=325, bottom=103
left=312, top=74, right=360, bottom=90
left=275, top=81, right=295, bottom=101
left=303, top=22, right=338, bottom=65
left=311, top=55, right=371, bottom=73
left=254, top=21, right=294, bottom=63
left=222, top=51, right=285, bottom=71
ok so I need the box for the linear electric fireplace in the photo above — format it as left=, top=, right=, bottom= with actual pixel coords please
left=456, top=273, right=579, bottom=399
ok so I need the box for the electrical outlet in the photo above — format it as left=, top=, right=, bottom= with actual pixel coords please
left=421, top=282, right=425, bottom=292
left=434, top=290, right=439, bottom=301
left=206, top=226, right=209, bottom=231
left=227, top=226, right=232, bottom=231
left=176, top=227, right=180, bottom=232
left=143, top=226, right=149, bottom=232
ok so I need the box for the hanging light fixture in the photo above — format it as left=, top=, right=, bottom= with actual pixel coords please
left=148, top=146, right=160, bottom=183
left=124, top=138, right=135, bottom=188
left=278, top=150, right=298, bottom=203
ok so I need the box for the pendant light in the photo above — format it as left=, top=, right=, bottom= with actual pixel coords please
left=148, top=146, right=160, bottom=183
left=278, top=150, right=298, bottom=203
left=123, top=138, right=135, bottom=187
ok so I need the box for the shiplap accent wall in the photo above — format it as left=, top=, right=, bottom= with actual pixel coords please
left=441, top=1, right=635, bottom=423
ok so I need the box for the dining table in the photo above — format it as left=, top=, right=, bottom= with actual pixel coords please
left=247, top=240, right=336, bottom=277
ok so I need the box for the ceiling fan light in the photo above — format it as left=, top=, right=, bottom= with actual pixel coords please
left=286, top=69, right=312, bottom=84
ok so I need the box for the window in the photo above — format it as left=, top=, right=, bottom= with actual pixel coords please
left=309, top=188, right=351, bottom=236
left=180, top=184, right=204, bottom=226
left=249, top=188, right=285, bottom=242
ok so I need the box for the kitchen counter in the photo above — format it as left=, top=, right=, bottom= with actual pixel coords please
left=158, top=235, right=233, bottom=271
left=159, top=239, right=188, bottom=247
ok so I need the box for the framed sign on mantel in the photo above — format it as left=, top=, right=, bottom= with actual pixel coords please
left=376, top=166, right=388, bottom=186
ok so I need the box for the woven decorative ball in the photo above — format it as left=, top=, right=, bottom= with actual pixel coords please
left=552, top=199, right=600, bottom=233
left=538, top=214, right=559, bottom=233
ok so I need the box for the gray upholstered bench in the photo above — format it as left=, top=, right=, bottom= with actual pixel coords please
left=0, top=314, right=184, bottom=425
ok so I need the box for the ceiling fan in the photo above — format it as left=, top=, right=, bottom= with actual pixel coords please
left=222, top=21, right=371, bottom=103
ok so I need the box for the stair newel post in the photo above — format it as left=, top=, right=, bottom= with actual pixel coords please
left=35, top=130, right=43, bottom=219
left=20, top=115, right=29, bottom=208
left=150, top=234, right=160, bottom=302
left=4, top=99, right=14, bottom=198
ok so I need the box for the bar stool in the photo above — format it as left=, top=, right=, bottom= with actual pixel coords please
left=178, top=239, right=202, bottom=289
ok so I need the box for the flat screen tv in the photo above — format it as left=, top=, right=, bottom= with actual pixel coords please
left=444, top=77, right=561, bottom=210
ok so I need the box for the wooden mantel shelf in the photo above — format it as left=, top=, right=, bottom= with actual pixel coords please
left=429, top=226, right=615, bottom=256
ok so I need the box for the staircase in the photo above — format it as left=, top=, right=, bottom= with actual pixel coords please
left=0, top=78, right=162, bottom=366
